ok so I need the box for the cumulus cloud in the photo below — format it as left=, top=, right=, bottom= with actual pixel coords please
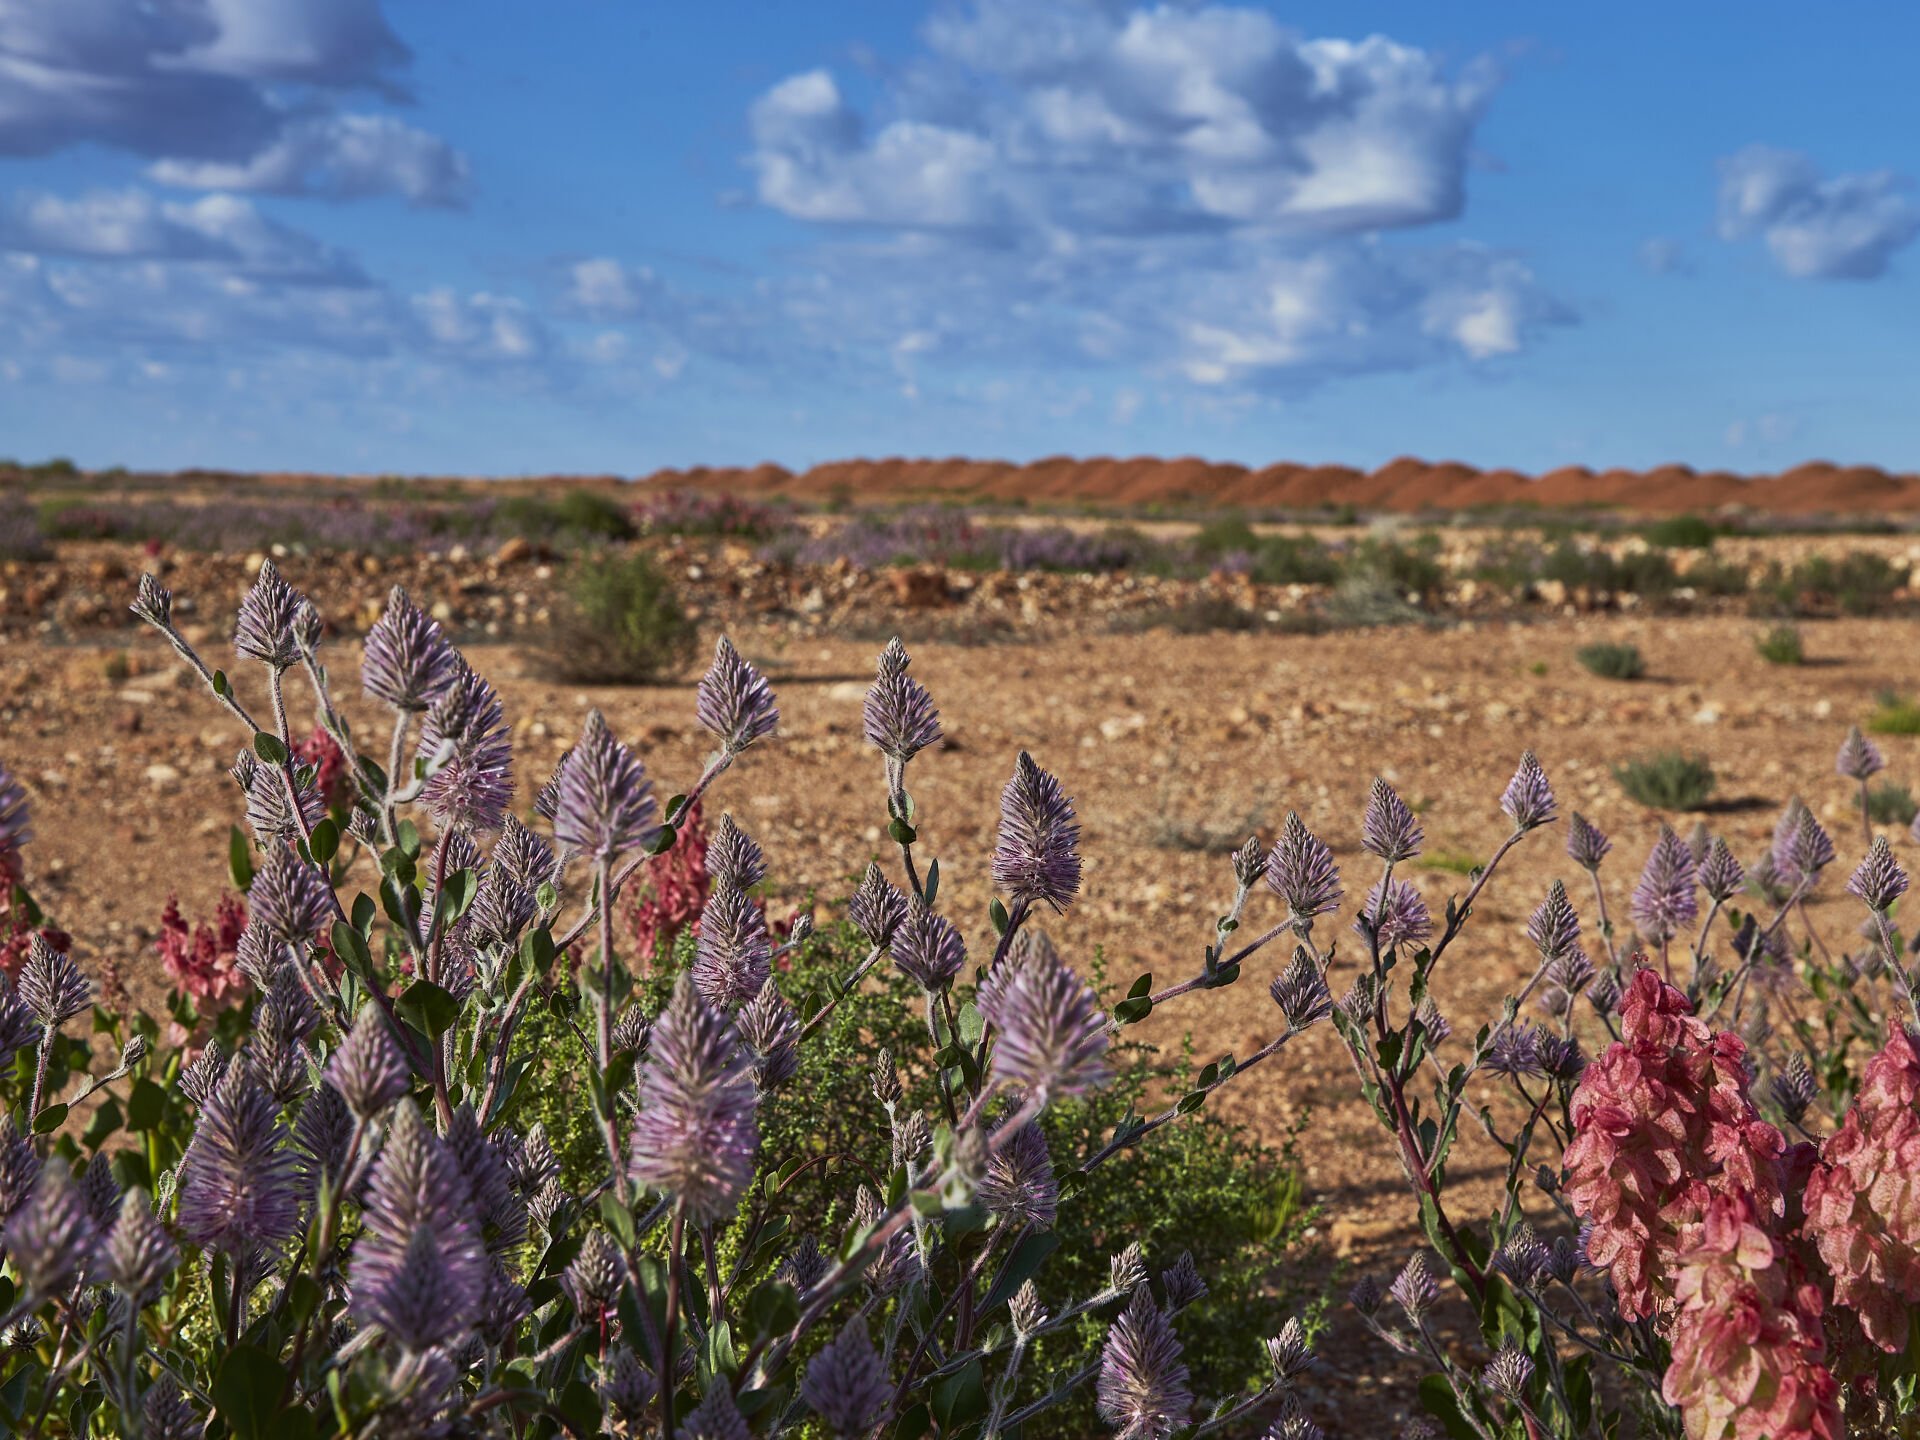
left=411, top=289, right=548, bottom=364
left=0, top=0, right=463, bottom=205
left=1716, top=145, right=1920, bottom=280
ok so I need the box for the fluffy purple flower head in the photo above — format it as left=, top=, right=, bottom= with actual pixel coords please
left=738, top=977, right=801, bottom=1091
left=1699, top=837, right=1744, bottom=903
left=1525, top=880, right=1581, bottom=961
left=2, top=1160, right=96, bottom=1296
left=1483, top=1343, right=1534, bottom=1399
left=1771, top=796, right=1835, bottom=885
left=976, top=1121, right=1058, bottom=1230
left=233, top=559, right=304, bottom=670
left=142, top=1377, right=200, bottom=1440
left=327, top=1004, right=412, bottom=1119
left=696, top=636, right=779, bottom=756
left=18, top=934, right=90, bottom=1028
left=1389, top=1253, right=1438, bottom=1320
left=1483, top=1023, right=1547, bottom=1079
left=552, top=711, right=660, bottom=862
left=627, top=976, right=760, bottom=1222
left=1500, top=750, right=1557, bottom=831
left=993, top=752, right=1082, bottom=913
left=1161, top=1251, right=1208, bottom=1311
left=0, top=980, right=35, bottom=1073
left=0, top=1117, right=38, bottom=1231
left=1265, top=812, right=1342, bottom=926
left=889, top=897, right=969, bottom=991
left=130, top=572, right=172, bottom=630
left=849, top=862, right=909, bottom=950
left=1096, top=1288, right=1193, bottom=1440
left=175, top=1063, right=302, bottom=1254
left=708, top=813, right=767, bottom=893
left=234, top=749, right=324, bottom=847
left=467, top=817, right=556, bottom=947
left=683, top=1386, right=752, bottom=1440
left=1847, top=836, right=1909, bottom=913
left=1270, top=952, right=1332, bottom=1030
left=1566, top=811, right=1610, bottom=871
left=693, top=883, right=772, bottom=1006
left=1630, top=826, right=1698, bottom=943
left=978, top=944, right=1111, bottom=1101
left=1353, top=878, right=1431, bottom=952
left=802, top=1317, right=891, bottom=1438
left=1837, top=725, right=1887, bottom=782
left=248, top=844, right=333, bottom=946
left=362, top=586, right=457, bottom=712
left=106, top=1188, right=178, bottom=1304
left=418, top=661, right=513, bottom=833
left=1362, top=778, right=1423, bottom=863
left=863, top=638, right=942, bottom=764
left=1769, top=1055, right=1818, bottom=1125
left=0, top=758, right=30, bottom=858
left=598, top=1346, right=658, bottom=1432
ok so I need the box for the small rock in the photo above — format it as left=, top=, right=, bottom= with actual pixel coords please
left=145, top=763, right=181, bottom=786
left=493, top=536, right=532, bottom=566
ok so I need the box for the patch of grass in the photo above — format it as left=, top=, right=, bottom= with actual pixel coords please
left=1644, top=514, right=1718, bottom=549
left=494, top=489, right=636, bottom=544
left=1615, top=751, right=1717, bottom=810
left=1111, top=597, right=1264, bottom=635
left=1868, top=692, right=1920, bottom=737
left=1419, top=850, right=1481, bottom=876
left=1866, top=782, right=1917, bottom=827
left=1682, top=555, right=1751, bottom=597
left=1755, top=624, right=1805, bottom=665
left=531, top=550, right=697, bottom=684
left=1575, top=642, right=1647, bottom=681
left=1527, top=661, right=1549, bottom=677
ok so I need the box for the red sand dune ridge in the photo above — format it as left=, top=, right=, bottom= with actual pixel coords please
left=635, top=456, right=1920, bottom=514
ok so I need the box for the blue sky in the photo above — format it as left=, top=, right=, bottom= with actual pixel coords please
left=0, top=0, right=1915, bottom=477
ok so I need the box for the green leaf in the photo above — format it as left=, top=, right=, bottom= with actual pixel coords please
left=81, top=1098, right=122, bottom=1149
left=213, top=1343, right=288, bottom=1439
left=356, top=756, right=389, bottom=795
left=981, top=1230, right=1060, bottom=1313
left=253, top=731, right=289, bottom=766
left=397, top=981, right=458, bottom=1039
left=701, top=1319, right=739, bottom=1381
left=1174, top=1090, right=1207, bottom=1116
left=1416, top=1372, right=1483, bottom=1440
left=228, top=826, right=256, bottom=891
left=439, top=867, right=479, bottom=923
left=1201, top=960, right=1242, bottom=989
left=212, top=669, right=230, bottom=697
left=1112, top=996, right=1153, bottom=1025
left=331, top=921, right=375, bottom=984
left=598, top=1192, right=637, bottom=1249
left=989, top=897, right=1009, bottom=936
left=1127, top=972, right=1153, bottom=1000
left=888, top=818, right=918, bottom=846
left=664, top=792, right=689, bottom=823
left=126, top=1077, right=166, bottom=1132
left=931, top=1357, right=987, bottom=1433
left=645, top=823, right=679, bottom=856
left=32, top=1102, right=67, bottom=1134
left=923, top=858, right=941, bottom=906
left=351, top=892, right=377, bottom=932
left=308, top=816, right=339, bottom=865
left=396, top=818, right=421, bottom=858
left=892, top=1403, right=932, bottom=1440
left=747, top=1280, right=800, bottom=1339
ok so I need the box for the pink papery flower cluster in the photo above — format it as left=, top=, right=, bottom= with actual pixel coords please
left=1564, top=965, right=1789, bottom=1322
left=293, top=724, right=350, bottom=812
left=1662, top=1194, right=1840, bottom=1440
left=1802, top=1025, right=1920, bottom=1351
left=627, top=801, right=709, bottom=960
left=156, top=893, right=251, bottom=1011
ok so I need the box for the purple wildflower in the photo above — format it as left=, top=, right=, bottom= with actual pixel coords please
left=1837, top=725, right=1886, bottom=782
left=696, top=636, right=779, bottom=755
left=1232, top=834, right=1265, bottom=888
left=350, top=1102, right=486, bottom=1351
left=992, top=752, right=1082, bottom=913
left=1270, top=952, right=1332, bottom=1029
left=1847, top=836, right=1908, bottom=913
left=143, top=1378, right=201, bottom=1440
left=863, top=637, right=942, bottom=765
left=737, top=977, right=801, bottom=1091
left=1630, top=826, right=1698, bottom=943
left=292, top=598, right=322, bottom=657
left=1362, top=778, right=1423, bottom=862
left=1096, top=1289, right=1193, bottom=1440
left=534, top=750, right=568, bottom=825
left=418, top=661, right=513, bottom=833
left=293, top=1082, right=354, bottom=1193
left=1353, top=878, right=1432, bottom=951
left=1011, top=1281, right=1048, bottom=1335
left=1265, top=812, right=1343, bottom=926
left=233, top=559, right=304, bottom=670
left=467, top=816, right=556, bottom=946
left=175, top=1063, right=302, bottom=1253
left=327, top=1004, right=412, bottom=1119
left=1389, top=1254, right=1438, bottom=1321
left=1566, top=811, right=1610, bottom=871
left=362, top=586, right=457, bottom=712
left=446, top=1104, right=526, bottom=1253
left=597, top=1346, right=657, bottom=1432
left=0, top=758, right=30, bottom=858
left=849, top=862, right=909, bottom=949
left=708, top=813, right=767, bottom=892
left=889, top=897, right=968, bottom=991
left=1349, top=1274, right=1383, bottom=1316
left=106, top=1189, right=178, bottom=1303
left=1788, top=805, right=1836, bottom=882
left=177, top=1045, right=230, bottom=1108
left=0, top=980, right=34, bottom=1072
left=18, top=934, right=90, bottom=1028
left=1482, top=1024, right=1547, bottom=1079
left=1525, top=880, right=1581, bottom=961
left=2, top=1160, right=96, bottom=1296
left=802, top=1317, right=891, bottom=1438
left=130, top=572, right=172, bottom=630
left=1110, top=1242, right=1149, bottom=1295
left=683, top=1386, right=752, bottom=1440
left=1497, top=1226, right=1551, bottom=1287
left=234, top=748, right=324, bottom=846
left=1265, top=1316, right=1315, bottom=1385
left=977, top=944, right=1111, bottom=1101
left=1500, top=750, right=1557, bottom=831
left=564, top=1229, right=624, bottom=1316
left=81, top=1152, right=121, bottom=1227
left=976, top=1122, right=1058, bottom=1230
left=0, top=1118, right=37, bottom=1229
left=1483, top=1343, right=1534, bottom=1399
left=248, top=844, right=334, bottom=945
left=627, top=977, right=760, bottom=1222
left=693, top=883, right=773, bottom=1006
left=552, top=711, right=660, bottom=862
left=1699, top=837, right=1744, bottom=903
left=1769, top=1055, right=1818, bottom=1125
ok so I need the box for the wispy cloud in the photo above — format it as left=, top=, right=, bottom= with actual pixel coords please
left=1717, top=145, right=1920, bottom=280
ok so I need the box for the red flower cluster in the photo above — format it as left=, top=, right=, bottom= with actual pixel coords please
left=1563, top=967, right=1791, bottom=1321
left=294, top=724, right=351, bottom=812
left=157, top=892, right=251, bottom=1011
left=626, top=801, right=709, bottom=960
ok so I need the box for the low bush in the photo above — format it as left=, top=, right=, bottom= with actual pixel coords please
left=634, top=488, right=780, bottom=539
left=1643, top=513, right=1718, bottom=548
left=1865, top=781, right=1917, bottom=827
left=1756, top=552, right=1905, bottom=617
left=0, top=498, right=48, bottom=561
left=1614, top=749, right=1717, bottom=809
left=495, top=487, right=637, bottom=543
left=1575, top=642, right=1647, bottom=680
left=533, top=549, right=698, bottom=683
left=1867, top=691, right=1920, bottom=737
left=1756, top=623, right=1805, bottom=665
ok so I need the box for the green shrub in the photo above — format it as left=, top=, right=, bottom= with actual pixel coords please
left=1612, top=548, right=1680, bottom=601
left=1683, top=555, right=1750, bottom=597
left=1246, top=535, right=1341, bottom=587
left=495, top=488, right=637, bottom=543
left=1575, top=642, right=1647, bottom=681
left=1644, top=514, right=1718, bottom=549
left=1614, top=751, right=1718, bottom=810
left=1353, top=533, right=1445, bottom=598
left=1756, top=624, right=1805, bottom=665
left=1758, top=553, right=1904, bottom=617
left=1868, top=692, right=1920, bottom=737
left=1866, top=782, right=1917, bottom=827
left=534, top=550, right=698, bottom=683
left=1113, top=597, right=1264, bottom=634
left=1190, top=514, right=1259, bottom=559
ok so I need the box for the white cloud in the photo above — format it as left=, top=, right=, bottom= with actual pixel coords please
left=1716, top=145, right=1920, bottom=280
left=149, top=115, right=469, bottom=207
left=410, top=288, right=547, bottom=363
left=1637, top=236, right=1688, bottom=275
